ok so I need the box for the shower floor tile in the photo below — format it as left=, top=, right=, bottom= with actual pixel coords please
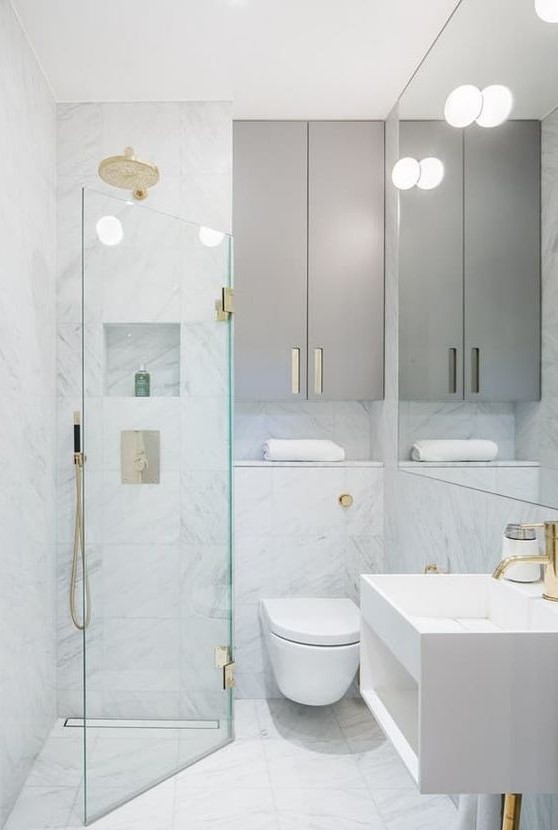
left=6, top=700, right=456, bottom=830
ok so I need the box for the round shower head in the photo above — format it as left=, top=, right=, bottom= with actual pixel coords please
left=98, top=147, right=159, bottom=201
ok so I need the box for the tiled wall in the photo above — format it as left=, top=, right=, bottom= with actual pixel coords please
left=235, top=401, right=384, bottom=461
left=398, top=401, right=516, bottom=461
left=234, top=462, right=384, bottom=698
left=0, top=1, right=57, bottom=825
left=55, top=102, right=233, bottom=721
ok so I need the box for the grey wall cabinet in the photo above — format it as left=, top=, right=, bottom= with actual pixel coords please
left=308, top=121, right=385, bottom=401
left=464, top=122, right=541, bottom=402
left=233, top=121, right=308, bottom=401
left=233, top=120, right=385, bottom=402
left=399, top=121, right=464, bottom=401
left=399, top=120, right=540, bottom=403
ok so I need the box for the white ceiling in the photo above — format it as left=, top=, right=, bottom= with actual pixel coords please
left=401, top=0, right=558, bottom=119
left=12, top=0, right=459, bottom=117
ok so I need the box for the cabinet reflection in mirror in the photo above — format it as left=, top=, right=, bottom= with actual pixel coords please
left=396, top=0, right=558, bottom=510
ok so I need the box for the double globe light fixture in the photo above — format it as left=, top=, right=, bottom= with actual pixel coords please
left=444, top=84, right=513, bottom=129
left=391, top=156, right=445, bottom=191
left=535, top=0, right=558, bottom=22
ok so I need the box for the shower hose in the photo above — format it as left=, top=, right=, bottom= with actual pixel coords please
left=70, top=454, right=91, bottom=630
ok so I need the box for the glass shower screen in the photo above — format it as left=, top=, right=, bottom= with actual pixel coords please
left=79, top=188, right=234, bottom=822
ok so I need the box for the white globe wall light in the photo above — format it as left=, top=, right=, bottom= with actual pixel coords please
left=476, top=85, right=513, bottom=128
left=417, top=157, right=445, bottom=190
left=444, top=85, right=484, bottom=128
left=392, top=157, right=444, bottom=191
left=535, top=0, right=558, bottom=22
left=391, top=157, right=421, bottom=190
left=96, top=215, right=124, bottom=246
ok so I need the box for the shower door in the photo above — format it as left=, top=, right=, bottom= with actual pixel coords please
left=80, top=188, right=234, bottom=823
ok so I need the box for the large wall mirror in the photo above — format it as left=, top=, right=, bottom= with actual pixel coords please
left=397, top=0, right=558, bottom=509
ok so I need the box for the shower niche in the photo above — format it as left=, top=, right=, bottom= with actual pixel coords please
left=104, top=322, right=181, bottom=397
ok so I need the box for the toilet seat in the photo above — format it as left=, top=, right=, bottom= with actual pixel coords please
left=260, top=598, right=360, bottom=646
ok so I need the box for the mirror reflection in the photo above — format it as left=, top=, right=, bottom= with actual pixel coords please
left=397, top=0, right=558, bottom=508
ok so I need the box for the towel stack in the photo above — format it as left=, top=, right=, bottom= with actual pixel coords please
left=263, top=439, right=345, bottom=462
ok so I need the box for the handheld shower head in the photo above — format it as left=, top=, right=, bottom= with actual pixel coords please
left=98, top=146, right=159, bottom=201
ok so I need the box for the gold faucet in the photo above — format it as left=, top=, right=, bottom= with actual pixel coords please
left=492, top=521, right=558, bottom=602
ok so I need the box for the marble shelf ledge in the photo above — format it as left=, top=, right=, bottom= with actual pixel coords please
left=234, top=459, right=384, bottom=468
left=400, top=460, right=539, bottom=468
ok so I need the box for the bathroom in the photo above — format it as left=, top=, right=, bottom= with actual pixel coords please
left=2, top=0, right=558, bottom=828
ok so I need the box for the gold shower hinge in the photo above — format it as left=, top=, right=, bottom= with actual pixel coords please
left=215, top=287, right=234, bottom=321
left=214, top=645, right=235, bottom=689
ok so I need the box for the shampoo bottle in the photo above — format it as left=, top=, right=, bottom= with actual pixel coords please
left=134, top=364, right=150, bottom=397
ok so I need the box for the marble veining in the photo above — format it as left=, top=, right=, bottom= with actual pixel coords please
left=0, top=1, right=57, bottom=825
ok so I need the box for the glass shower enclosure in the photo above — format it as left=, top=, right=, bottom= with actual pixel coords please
left=73, top=188, right=233, bottom=822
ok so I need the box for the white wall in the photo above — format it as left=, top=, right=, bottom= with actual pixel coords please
left=0, top=1, right=57, bottom=825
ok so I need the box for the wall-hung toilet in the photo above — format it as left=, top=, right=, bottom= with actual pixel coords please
left=260, top=597, right=360, bottom=706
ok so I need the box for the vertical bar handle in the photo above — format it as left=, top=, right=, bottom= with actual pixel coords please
left=448, top=348, right=457, bottom=395
left=471, top=347, right=480, bottom=394
left=314, top=348, right=323, bottom=395
left=291, top=348, right=300, bottom=395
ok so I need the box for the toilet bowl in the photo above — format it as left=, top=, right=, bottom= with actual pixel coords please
left=260, top=597, right=360, bottom=706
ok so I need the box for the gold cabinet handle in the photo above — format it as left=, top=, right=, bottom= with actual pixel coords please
left=291, top=348, right=300, bottom=395
left=314, top=348, right=323, bottom=395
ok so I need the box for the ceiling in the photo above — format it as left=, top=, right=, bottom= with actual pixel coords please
left=12, top=0, right=459, bottom=117
left=401, top=0, right=558, bottom=119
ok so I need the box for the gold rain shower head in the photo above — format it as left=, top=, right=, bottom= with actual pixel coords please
left=98, top=146, right=160, bottom=201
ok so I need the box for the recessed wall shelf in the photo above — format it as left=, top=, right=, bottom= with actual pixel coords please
left=104, top=323, right=180, bottom=397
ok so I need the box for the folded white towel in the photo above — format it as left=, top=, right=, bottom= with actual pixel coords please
left=263, top=439, right=345, bottom=462
left=410, top=439, right=499, bottom=463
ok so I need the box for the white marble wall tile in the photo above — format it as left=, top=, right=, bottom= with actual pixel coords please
left=234, top=465, right=383, bottom=698
left=235, top=401, right=374, bottom=462
left=399, top=400, right=516, bottom=461
left=0, top=2, right=57, bottom=822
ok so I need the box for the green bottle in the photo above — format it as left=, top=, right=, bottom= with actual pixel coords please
left=134, top=364, right=150, bottom=397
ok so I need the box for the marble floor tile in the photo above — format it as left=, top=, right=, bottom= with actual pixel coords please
left=5, top=787, right=76, bottom=830
left=234, top=699, right=262, bottom=740
left=24, top=738, right=83, bottom=788
left=275, top=788, right=386, bottom=830
left=175, top=737, right=270, bottom=789
left=372, top=789, right=456, bottom=830
left=256, top=699, right=345, bottom=743
left=6, top=699, right=459, bottom=830
left=264, top=739, right=365, bottom=791
left=174, top=786, right=279, bottom=830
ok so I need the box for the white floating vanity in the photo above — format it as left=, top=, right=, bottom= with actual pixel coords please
left=360, top=574, right=558, bottom=794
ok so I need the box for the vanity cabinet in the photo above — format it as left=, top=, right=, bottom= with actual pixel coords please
left=233, top=120, right=385, bottom=402
left=399, top=120, right=540, bottom=402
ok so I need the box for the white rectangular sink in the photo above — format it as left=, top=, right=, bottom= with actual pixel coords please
left=360, top=574, right=558, bottom=795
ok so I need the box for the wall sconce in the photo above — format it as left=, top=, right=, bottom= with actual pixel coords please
left=391, top=157, right=444, bottom=191
left=535, top=0, right=558, bottom=21
left=444, top=84, right=513, bottom=128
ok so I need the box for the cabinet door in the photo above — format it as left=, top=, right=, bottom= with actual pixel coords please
left=233, top=121, right=308, bottom=401
left=307, top=121, right=385, bottom=401
left=464, top=122, right=540, bottom=402
left=399, top=121, right=464, bottom=401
